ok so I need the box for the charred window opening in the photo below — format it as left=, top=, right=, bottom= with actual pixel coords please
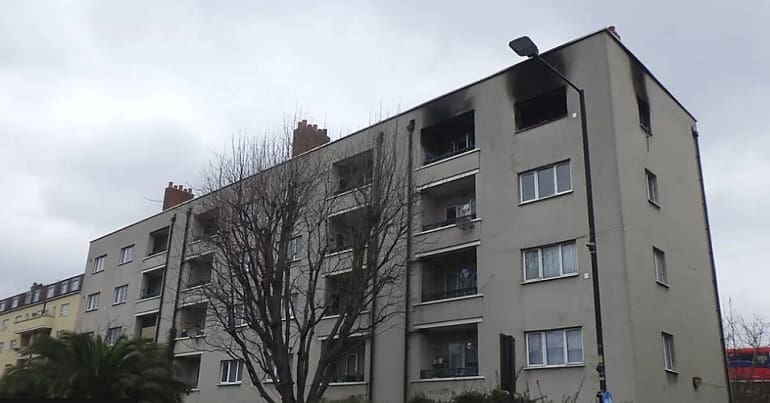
left=334, top=150, right=373, bottom=194
left=148, top=227, right=170, bottom=255
left=515, top=87, right=567, bottom=131
left=637, top=97, right=651, bottom=134
left=421, top=111, right=475, bottom=165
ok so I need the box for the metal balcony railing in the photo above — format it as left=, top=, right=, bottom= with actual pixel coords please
left=422, top=213, right=477, bottom=231
left=419, top=365, right=479, bottom=379
left=423, top=144, right=475, bottom=166
left=422, top=286, right=477, bottom=302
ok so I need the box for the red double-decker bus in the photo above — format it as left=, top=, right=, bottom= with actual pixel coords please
left=728, top=347, right=770, bottom=381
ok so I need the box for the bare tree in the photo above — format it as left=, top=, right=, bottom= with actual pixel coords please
left=723, top=300, right=770, bottom=403
left=186, top=120, right=412, bottom=403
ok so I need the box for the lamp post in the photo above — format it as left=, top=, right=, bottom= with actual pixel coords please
left=509, top=36, right=608, bottom=401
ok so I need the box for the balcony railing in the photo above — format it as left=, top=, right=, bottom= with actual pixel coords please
left=140, top=289, right=161, bottom=300
left=423, top=286, right=477, bottom=302
left=423, top=145, right=475, bottom=166
left=420, top=365, right=478, bottom=379
left=329, top=373, right=364, bottom=383
left=422, top=213, right=477, bottom=232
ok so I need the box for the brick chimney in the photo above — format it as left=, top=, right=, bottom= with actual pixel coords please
left=163, top=181, right=194, bottom=210
left=292, top=119, right=330, bottom=158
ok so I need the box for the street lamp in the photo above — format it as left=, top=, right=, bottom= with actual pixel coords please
left=509, top=36, right=608, bottom=401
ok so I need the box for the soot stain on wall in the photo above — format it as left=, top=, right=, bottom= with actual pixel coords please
left=505, top=51, right=570, bottom=104
left=420, top=88, right=475, bottom=129
left=630, top=59, right=648, bottom=100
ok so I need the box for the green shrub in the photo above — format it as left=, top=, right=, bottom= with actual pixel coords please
left=454, top=391, right=489, bottom=403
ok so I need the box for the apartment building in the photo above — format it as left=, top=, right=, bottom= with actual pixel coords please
left=0, top=275, right=83, bottom=370
left=75, top=28, right=729, bottom=403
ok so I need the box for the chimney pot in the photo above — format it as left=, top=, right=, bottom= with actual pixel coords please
left=168, top=181, right=174, bottom=188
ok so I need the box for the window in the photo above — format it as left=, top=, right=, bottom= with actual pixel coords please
left=653, top=247, right=668, bottom=285
left=86, top=293, right=100, bottom=312
left=662, top=333, right=676, bottom=371
left=282, top=294, right=298, bottom=320
left=421, top=111, right=476, bottom=165
left=0, top=342, right=3, bottom=352
left=11, top=296, right=19, bottom=309
left=113, top=285, right=128, bottom=304
left=229, top=304, right=247, bottom=328
left=523, top=241, right=577, bottom=282
left=334, top=150, right=374, bottom=194
left=148, top=227, right=170, bottom=255
left=272, top=353, right=294, bottom=379
left=9, top=340, right=17, bottom=350
left=637, top=97, right=651, bottom=134
left=1, top=319, right=8, bottom=330
left=60, top=303, right=70, bottom=317
left=0, top=300, right=5, bottom=312
left=46, top=285, right=56, bottom=298
left=289, top=236, right=303, bottom=261
left=60, top=280, right=69, bottom=294
left=105, top=326, right=122, bottom=345
left=93, top=255, right=106, bottom=273
left=70, top=277, right=81, bottom=291
left=119, top=245, right=134, bottom=264
left=515, top=86, right=568, bottom=131
left=526, top=328, right=583, bottom=367
left=31, top=289, right=41, bottom=303
left=14, top=315, right=22, bottom=323
left=646, top=170, right=659, bottom=205
left=519, top=161, right=571, bottom=203
left=219, top=360, right=243, bottom=384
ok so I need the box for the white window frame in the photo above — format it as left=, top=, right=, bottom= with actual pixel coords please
left=31, top=289, right=41, bottom=303
left=525, top=327, right=584, bottom=368
left=289, top=236, right=303, bottom=261
left=60, top=303, right=70, bottom=317
left=119, top=245, right=134, bottom=265
left=11, top=296, right=19, bottom=308
left=86, top=293, right=100, bottom=312
left=232, top=304, right=247, bottom=328
left=1, top=319, right=8, bottom=330
left=646, top=169, right=659, bottom=205
left=60, top=281, right=69, bottom=294
left=219, top=359, right=243, bottom=384
left=105, top=326, right=122, bottom=345
left=70, top=277, right=81, bottom=290
left=0, top=300, right=5, bottom=312
left=46, top=285, right=56, bottom=299
left=662, top=332, right=676, bottom=372
left=113, top=285, right=128, bottom=305
left=522, top=240, right=578, bottom=282
left=93, top=255, right=106, bottom=273
left=519, top=161, right=572, bottom=203
left=653, top=247, right=668, bottom=286
left=282, top=293, right=298, bottom=320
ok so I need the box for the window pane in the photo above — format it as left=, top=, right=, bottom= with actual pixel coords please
left=561, top=242, right=577, bottom=274
left=221, top=362, right=228, bottom=382
left=546, top=330, right=565, bottom=365
left=527, top=333, right=543, bottom=365
left=542, top=246, right=560, bottom=278
left=524, top=250, right=540, bottom=280
left=520, top=172, right=536, bottom=202
left=556, top=162, right=571, bottom=192
left=229, top=360, right=238, bottom=382
left=538, top=168, right=555, bottom=198
left=566, top=329, right=583, bottom=363
left=654, top=249, right=667, bottom=283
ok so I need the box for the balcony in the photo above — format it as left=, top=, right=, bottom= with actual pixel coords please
left=15, top=310, right=54, bottom=334
left=420, top=111, right=475, bottom=166
left=419, top=174, right=476, bottom=233
left=327, top=208, right=367, bottom=255
left=421, top=247, right=477, bottom=303
left=136, top=312, right=158, bottom=341
left=325, top=272, right=364, bottom=317
left=174, top=355, right=201, bottom=389
left=177, top=302, right=207, bottom=338
left=417, top=323, right=478, bottom=380
left=183, top=255, right=213, bottom=290
left=325, top=338, right=365, bottom=384
left=333, top=150, right=373, bottom=196
left=139, top=269, right=164, bottom=300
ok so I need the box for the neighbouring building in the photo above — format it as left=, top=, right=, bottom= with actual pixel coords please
left=74, top=28, right=729, bottom=403
left=0, top=275, right=84, bottom=370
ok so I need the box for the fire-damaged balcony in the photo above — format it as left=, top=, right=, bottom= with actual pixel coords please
left=417, top=323, right=479, bottom=379
left=183, top=254, right=213, bottom=290
left=177, top=302, right=207, bottom=339
left=420, top=111, right=475, bottom=166
left=421, top=247, right=477, bottom=302
left=419, top=174, right=477, bottom=232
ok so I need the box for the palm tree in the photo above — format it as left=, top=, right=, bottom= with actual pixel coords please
left=0, top=332, right=189, bottom=402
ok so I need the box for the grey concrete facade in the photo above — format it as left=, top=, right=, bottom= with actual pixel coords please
left=75, top=29, right=729, bottom=403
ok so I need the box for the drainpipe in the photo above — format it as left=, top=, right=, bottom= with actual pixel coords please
left=167, top=208, right=193, bottom=358
left=154, top=213, right=177, bottom=343
left=367, top=131, right=385, bottom=401
left=691, top=125, right=734, bottom=403
left=403, top=119, right=415, bottom=403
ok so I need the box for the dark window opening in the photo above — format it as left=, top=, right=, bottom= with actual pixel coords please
left=140, top=270, right=164, bottom=299
left=325, top=272, right=364, bottom=316
left=334, top=150, right=374, bottom=194
left=421, top=111, right=475, bottom=165
left=148, top=227, right=170, bottom=255
left=637, top=97, right=651, bottom=134
left=515, top=87, right=567, bottom=131
left=194, top=209, right=219, bottom=240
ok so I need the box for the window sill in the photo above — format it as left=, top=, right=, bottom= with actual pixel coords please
left=188, top=388, right=200, bottom=393
left=411, top=376, right=485, bottom=383
left=85, top=308, right=98, bottom=312
left=175, top=334, right=206, bottom=341
left=656, top=280, right=670, bottom=289
left=519, top=190, right=573, bottom=206
left=328, top=184, right=372, bottom=200
left=112, top=302, right=126, bottom=306
left=525, top=363, right=584, bottom=370
left=416, top=218, right=482, bottom=236
left=648, top=199, right=661, bottom=209
left=415, top=294, right=483, bottom=307
left=665, top=369, right=679, bottom=375
left=326, top=248, right=353, bottom=257
left=144, top=251, right=167, bottom=260
left=182, top=284, right=210, bottom=292
left=117, top=261, right=133, bottom=267
left=217, top=382, right=242, bottom=387
left=522, top=272, right=580, bottom=285
left=328, top=381, right=368, bottom=386
left=514, top=116, right=567, bottom=134
left=417, top=148, right=480, bottom=171
left=136, top=296, right=161, bottom=303
left=92, top=270, right=104, bottom=275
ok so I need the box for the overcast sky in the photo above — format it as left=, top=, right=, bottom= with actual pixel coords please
left=1, top=1, right=768, bottom=316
